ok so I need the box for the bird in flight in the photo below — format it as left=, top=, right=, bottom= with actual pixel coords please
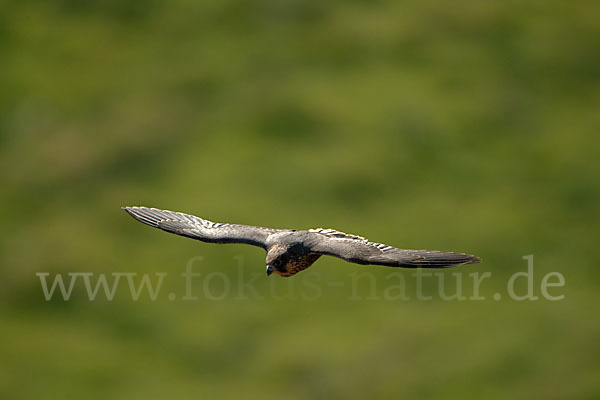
left=123, top=207, right=480, bottom=277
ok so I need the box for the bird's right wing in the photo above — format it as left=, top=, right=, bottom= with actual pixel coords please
left=123, top=207, right=288, bottom=249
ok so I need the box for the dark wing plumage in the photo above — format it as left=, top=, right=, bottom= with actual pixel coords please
left=123, top=207, right=287, bottom=249
left=307, top=228, right=480, bottom=268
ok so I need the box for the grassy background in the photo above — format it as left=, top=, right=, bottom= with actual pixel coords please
left=1, top=0, right=599, bottom=398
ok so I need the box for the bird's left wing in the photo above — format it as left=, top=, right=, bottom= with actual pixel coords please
left=123, top=206, right=287, bottom=249
left=307, top=228, right=480, bottom=268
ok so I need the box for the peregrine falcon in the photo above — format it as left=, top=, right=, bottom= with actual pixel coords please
left=123, top=207, right=480, bottom=277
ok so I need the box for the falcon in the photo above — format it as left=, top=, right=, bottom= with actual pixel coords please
left=123, top=207, right=480, bottom=277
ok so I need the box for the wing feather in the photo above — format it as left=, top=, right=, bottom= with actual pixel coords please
left=123, top=206, right=286, bottom=249
left=308, top=229, right=480, bottom=268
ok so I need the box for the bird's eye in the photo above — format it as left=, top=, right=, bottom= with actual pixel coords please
left=273, top=259, right=282, bottom=267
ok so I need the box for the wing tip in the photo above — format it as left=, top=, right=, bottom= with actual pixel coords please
left=446, top=253, right=481, bottom=267
left=467, top=254, right=482, bottom=264
left=121, top=206, right=147, bottom=217
left=122, top=205, right=164, bottom=228
left=122, top=205, right=153, bottom=211
left=122, top=205, right=147, bottom=214
left=408, top=251, right=482, bottom=268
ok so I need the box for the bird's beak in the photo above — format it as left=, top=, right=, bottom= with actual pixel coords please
left=266, top=265, right=274, bottom=276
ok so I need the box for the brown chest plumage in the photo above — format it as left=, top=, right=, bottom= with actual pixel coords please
left=280, top=253, right=322, bottom=277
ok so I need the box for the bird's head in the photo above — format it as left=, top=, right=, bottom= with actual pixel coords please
left=265, top=243, right=321, bottom=277
left=265, top=244, right=290, bottom=277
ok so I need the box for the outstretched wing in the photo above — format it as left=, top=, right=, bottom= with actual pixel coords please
left=307, top=228, right=480, bottom=268
left=123, top=206, right=287, bottom=249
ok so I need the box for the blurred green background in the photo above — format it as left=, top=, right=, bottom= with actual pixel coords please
left=1, top=0, right=599, bottom=398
